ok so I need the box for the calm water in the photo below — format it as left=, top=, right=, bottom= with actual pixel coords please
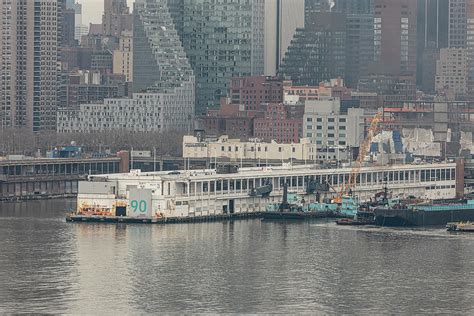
left=0, top=199, right=474, bottom=314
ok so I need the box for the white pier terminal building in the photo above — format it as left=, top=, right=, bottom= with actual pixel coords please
left=76, top=162, right=463, bottom=218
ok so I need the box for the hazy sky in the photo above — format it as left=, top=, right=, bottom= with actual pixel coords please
left=80, top=0, right=134, bottom=25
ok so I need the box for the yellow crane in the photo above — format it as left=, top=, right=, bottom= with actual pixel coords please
left=333, top=111, right=383, bottom=204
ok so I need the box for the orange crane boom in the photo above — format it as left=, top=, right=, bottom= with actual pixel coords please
left=334, top=112, right=382, bottom=203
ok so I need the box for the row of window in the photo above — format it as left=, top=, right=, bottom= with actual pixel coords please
left=307, top=117, right=346, bottom=123
left=182, top=168, right=456, bottom=195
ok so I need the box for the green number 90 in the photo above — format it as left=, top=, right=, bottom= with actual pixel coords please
left=131, top=200, right=147, bottom=213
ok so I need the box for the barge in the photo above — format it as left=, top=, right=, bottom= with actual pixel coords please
left=374, top=199, right=474, bottom=226
left=68, top=162, right=460, bottom=224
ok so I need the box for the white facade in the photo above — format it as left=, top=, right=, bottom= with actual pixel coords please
left=183, top=135, right=351, bottom=163
left=76, top=162, right=459, bottom=218
left=57, top=82, right=195, bottom=133
left=183, top=135, right=311, bottom=161
left=303, top=99, right=365, bottom=152
left=435, top=48, right=467, bottom=96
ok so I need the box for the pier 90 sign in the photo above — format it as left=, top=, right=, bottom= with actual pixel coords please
left=128, top=188, right=152, bottom=217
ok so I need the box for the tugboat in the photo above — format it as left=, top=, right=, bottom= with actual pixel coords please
left=335, top=207, right=375, bottom=226
left=262, top=183, right=356, bottom=220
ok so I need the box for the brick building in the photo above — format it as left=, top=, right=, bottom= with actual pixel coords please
left=199, top=102, right=263, bottom=139
left=229, top=76, right=284, bottom=111
left=253, top=103, right=304, bottom=143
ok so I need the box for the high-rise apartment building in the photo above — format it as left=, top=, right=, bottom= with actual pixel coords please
left=279, top=12, right=346, bottom=86
left=59, top=0, right=195, bottom=133
left=62, top=6, right=76, bottom=47
left=343, top=14, right=374, bottom=88
left=305, top=0, right=331, bottom=18
left=133, top=0, right=193, bottom=95
left=333, top=0, right=373, bottom=14
left=304, top=99, right=365, bottom=148
left=0, top=0, right=61, bottom=131
left=264, top=0, right=305, bottom=76
left=372, top=0, right=417, bottom=78
left=417, top=0, right=449, bottom=50
left=169, top=0, right=265, bottom=114
left=449, top=0, right=468, bottom=48
left=332, top=2, right=375, bottom=88
left=416, top=0, right=449, bottom=89
left=466, top=0, right=474, bottom=96
left=103, top=0, right=132, bottom=38
left=435, top=48, right=467, bottom=97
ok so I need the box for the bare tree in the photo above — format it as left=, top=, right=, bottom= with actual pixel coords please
left=0, top=129, right=186, bottom=157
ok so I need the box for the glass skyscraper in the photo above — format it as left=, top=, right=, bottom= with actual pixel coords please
left=169, top=0, right=265, bottom=114
left=278, top=11, right=346, bottom=86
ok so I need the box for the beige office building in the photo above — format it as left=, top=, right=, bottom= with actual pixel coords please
left=435, top=48, right=468, bottom=97
left=113, top=31, right=133, bottom=82
left=0, top=0, right=61, bottom=131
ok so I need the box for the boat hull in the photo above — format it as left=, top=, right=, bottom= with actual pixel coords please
left=375, top=208, right=474, bottom=227
left=336, top=219, right=375, bottom=226
left=261, top=211, right=347, bottom=221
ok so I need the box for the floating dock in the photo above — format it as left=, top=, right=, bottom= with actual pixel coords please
left=66, top=211, right=348, bottom=224
left=66, top=212, right=261, bottom=224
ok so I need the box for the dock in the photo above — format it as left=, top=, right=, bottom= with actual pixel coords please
left=65, top=211, right=348, bottom=224
left=66, top=212, right=261, bottom=224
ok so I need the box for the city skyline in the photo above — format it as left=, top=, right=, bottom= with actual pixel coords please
left=80, top=0, right=134, bottom=24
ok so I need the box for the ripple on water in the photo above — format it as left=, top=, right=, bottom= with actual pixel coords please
left=0, top=201, right=474, bottom=314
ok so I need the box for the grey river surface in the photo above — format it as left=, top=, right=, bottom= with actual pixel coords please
left=0, top=199, right=474, bottom=314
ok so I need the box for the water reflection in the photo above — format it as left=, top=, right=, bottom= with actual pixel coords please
left=0, top=200, right=473, bottom=314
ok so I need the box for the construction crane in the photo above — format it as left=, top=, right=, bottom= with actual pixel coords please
left=333, top=111, right=383, bottom=203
